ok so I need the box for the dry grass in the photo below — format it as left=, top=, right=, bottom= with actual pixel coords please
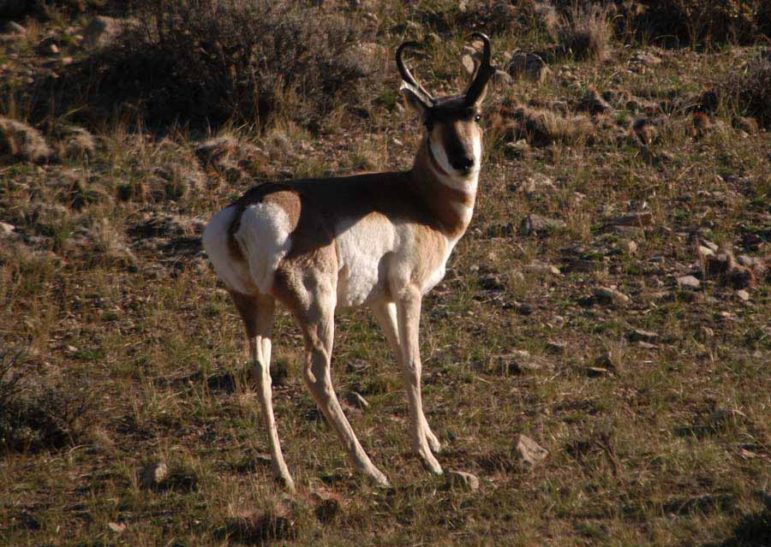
left=0, top=2, right=770, bottom=545
left=628, top=0, right=770, bottom=47
left=31, top=0, right=375, bottom=130
left=721, top=54, right=771, bottom=129
left=491, top=103, right=596, bottom=147
left=552, top=2, right=614, bottom=62
left=0, top=116, right=54, bottom=163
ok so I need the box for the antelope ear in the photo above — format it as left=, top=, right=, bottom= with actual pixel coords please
left=400, top=84, right=430, bottom=117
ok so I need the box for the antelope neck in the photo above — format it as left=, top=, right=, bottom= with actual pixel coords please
left=411, top=141, right=477, bottom=238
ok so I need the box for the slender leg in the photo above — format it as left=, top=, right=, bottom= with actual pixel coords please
left=371, top=300, right=441, bottom=453
left=231, top=292, right=295, bottom=491
left=394, top=288, right=443, bottom=474
left=295, top=282, right=390, bottom=487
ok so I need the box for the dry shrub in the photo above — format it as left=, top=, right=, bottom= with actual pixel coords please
left=44, top=0, right=370, bottom=130
left=622, top=0, right=769, bottom=47
left=0, top=116, right=54, bottom=164
left=0, top=349, right=92, bottom=453
left=721, top=56, right=771, bottom=129
left=436, top=0, right=556, bottom=37
left=552, top=2, right=614, bottom=62
left=0, top=0, right=115, bottom=18
left=492, top=104, right=595, bottom=147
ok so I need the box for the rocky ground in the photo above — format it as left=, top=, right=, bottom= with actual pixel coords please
left=1, top=1, right=769, bottom=545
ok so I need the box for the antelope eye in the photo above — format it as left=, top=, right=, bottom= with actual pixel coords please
left=474, top=114, right=482, bottom=123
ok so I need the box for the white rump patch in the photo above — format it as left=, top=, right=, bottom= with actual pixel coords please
left=202, top=206, right=253, bottom=294
left=236, top=203, right=293, bottom=294
left=202, top=203, right=292, bottom=295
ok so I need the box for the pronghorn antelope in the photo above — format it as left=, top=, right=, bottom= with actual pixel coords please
left=203, top=34, right=496, bottom=490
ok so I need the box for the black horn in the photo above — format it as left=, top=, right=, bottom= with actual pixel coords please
left=464, top=32, right=495, bottom=105
left=396, top=41, right=434, bottom=104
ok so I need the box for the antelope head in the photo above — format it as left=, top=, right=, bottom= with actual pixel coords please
left=398, top=33, right=496, bottom=181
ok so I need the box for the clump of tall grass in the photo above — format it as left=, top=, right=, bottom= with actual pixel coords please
left=552, top=3, right=614, bottom=62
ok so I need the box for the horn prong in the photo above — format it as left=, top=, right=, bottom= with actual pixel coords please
left=396, top=41, right=434, bottom=104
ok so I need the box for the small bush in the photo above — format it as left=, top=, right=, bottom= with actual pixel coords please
left=622, top=0, right=769, bottom=47
left=552, top=3, right=614, bottom=62
left=46, top=0, right=372, bottom=131
left=0, top=0, right=113, bottom=19
left=0, top=349, right=92, bottom=453
left=491, top=103, right=595, bottom=147
left=722, top=56, right=771, bottom=129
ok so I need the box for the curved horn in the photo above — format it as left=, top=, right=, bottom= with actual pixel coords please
left=396, top=41, right=433, bottom=103
left=465, top=32, right=495, bottom=105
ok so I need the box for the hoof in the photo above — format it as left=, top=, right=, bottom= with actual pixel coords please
left=276, top=474, right=296, bottom=493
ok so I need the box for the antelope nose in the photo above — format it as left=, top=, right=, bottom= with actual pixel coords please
left=451, top=156, right=474, bottom=173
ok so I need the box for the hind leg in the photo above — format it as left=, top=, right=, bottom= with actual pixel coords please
left=230, top=291, right=295, bottom=491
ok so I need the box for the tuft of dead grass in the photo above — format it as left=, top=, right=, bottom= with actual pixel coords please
left=0, top=349, right=92, bottom=453
left=721, top=55, right=771, bottom=129
left=492, top=103, right=595, bottom=147
left=0, top=116, right=54, bottom=163
left=552, top=2, right=614, bottom=62
left=626, top=0, right=770, bottom=47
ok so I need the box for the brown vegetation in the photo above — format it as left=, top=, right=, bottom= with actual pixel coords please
left=0, top=0, right=769, bottom=545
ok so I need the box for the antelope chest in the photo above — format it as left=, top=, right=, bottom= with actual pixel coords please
left=334, top=214, right=453, bottom=308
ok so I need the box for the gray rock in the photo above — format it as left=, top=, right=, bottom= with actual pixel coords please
left=697, top=245, right=715, bottom=261
left=508, top=51, right=550, bottom=82
left=736, top=289, right=750, bottom=301
left=514, top=434, right=548, bottom=466
left=524, top=260, right=561, bottom=275
left=517, top=173, right=556, bottom=196
left=36, top=37, right=60, bottom=56
left=586, top=366, right=612, bottom=377
left=546, top=340, right=567, bottom=354
left=139, top=462, right=168, bottom=489
left=632, top=50, right=662, bottom=66
left=737, top=255, right=760, bottom=268
left=593, top=286, right=630, bottom=306
left=82, top=16, right=139, bottom=49
left=609, top=211, right=653, bottom=227
left=628, top=329, right=659, bottom=343
left=676, top=275, right=701, bottom=290
left=519, top=214, right=566, bottom=236
left=622, top=239, right=638, bottom=255
left=0, top=221, right=15, bottom=235
left=460, top=45, right=483, bottom=75
left=493, top=69, right=513, bottom=85
left=497, top=350, right=551, bottom=374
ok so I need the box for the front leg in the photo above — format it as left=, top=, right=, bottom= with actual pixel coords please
left=395, top=287, right=443, bottom=475
left=370, top=301, right=442, bottom=453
